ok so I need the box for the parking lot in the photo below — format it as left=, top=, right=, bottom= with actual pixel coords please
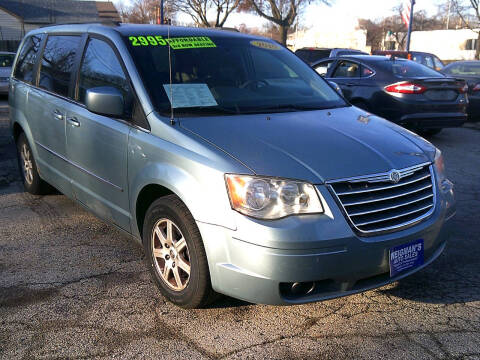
left=0, top=96, right=479, bottom=359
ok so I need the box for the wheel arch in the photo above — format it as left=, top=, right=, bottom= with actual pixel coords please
left=135, top=183, right=174, bottom=241
left=12, top=121, right=24, bottom=143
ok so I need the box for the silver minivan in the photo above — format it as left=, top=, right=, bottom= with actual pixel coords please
left=9, top=24, right=456, bottom=308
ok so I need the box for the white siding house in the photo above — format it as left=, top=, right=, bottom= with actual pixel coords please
left=410, top=29, right=480, bottom=61
left=0, top=8, right=26, bottom=41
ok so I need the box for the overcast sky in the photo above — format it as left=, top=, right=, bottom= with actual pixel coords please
left=115, top=0, right=442, bottom=29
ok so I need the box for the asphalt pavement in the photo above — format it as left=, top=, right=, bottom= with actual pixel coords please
left=1, top=97, right=479, bottom=360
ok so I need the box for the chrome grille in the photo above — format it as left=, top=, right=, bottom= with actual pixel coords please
left=327, top=163, right=435, bottom=235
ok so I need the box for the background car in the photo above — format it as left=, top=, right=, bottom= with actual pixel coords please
left=294, top=47, right=368, bottom=64
left=372, top=50, right=444, bottom=71
left=441, top=60, right=480, bottom=122
left=0, top=52, right=15, bottom=95
left=312, top=55, right=467, bottom=136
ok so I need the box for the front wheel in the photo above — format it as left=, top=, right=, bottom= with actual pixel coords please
left=143, top=195, right=215, bottom=308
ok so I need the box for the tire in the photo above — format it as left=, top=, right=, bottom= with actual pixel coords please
left=16, top=133, right=51, bottom=195
left=417, top=129, right=442, bottom=137
left=143, top=194, right=215, bottom=308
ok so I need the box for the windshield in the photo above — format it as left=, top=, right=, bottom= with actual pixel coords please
left=124, top=34, right=345, bottom=116
left=0, top=54, right=14, bottom=68
left=377, top=59, right=443, bottom=78
left=444, top=62, right=480, bottom=76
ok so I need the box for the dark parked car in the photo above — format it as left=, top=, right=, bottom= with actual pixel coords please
left=295, top=47, right=368, bottom=64
left=0, top=52, right=15, bottom=95
left=372, top=50, right=444, bottom=71
left=312, top=55, right=467, bottom=135
left=441, top=60, right=480, bottom=122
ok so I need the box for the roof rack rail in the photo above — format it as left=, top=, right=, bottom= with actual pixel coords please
left=40, top=20, right=122, bottom=28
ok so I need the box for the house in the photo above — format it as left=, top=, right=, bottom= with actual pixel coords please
left=0, top=0, right=120, bottom=51
left=410, top=29, right=480, bottom=62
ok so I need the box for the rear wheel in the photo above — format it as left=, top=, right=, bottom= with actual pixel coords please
left=143, top=195, right=215, bottom=308
left=16, top=133, right=51, bottom=195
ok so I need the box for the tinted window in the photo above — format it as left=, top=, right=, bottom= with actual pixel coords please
left=295, top=49, right=330, bottom=63
left=423, top=56, right=434, bottom=68
left=332, top=60, right=360, bottom=78
left=13, top=34, right=44, bottom=83
left=78, top=38, right=131, bottom=115
left=313, top=60, right=334, bottom=76
left=125, top=36, right=345, bottom=117
left=433, top=56, right=444, bottom=70
left=377, top=59, right=443, bottom=78
left=38, top=35, right=81, bottom=97
left=0, top=54, right=14, bottom=68
left=445, top=63, right=480, bottom=76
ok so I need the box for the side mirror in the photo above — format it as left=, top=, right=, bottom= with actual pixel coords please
left=329, top=81, right=344, bottom=97
left=86, top=86, right=124, bottom=117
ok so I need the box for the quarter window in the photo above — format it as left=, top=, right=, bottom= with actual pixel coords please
left=314, top=60, right=334, bottom=76
left=38, top=35, right=81, bottom=97
left=78, top=38, right=131, bottom=115
left=332, top=61, right=360, bottom=78
left=13, top=34, right=44, bottom=83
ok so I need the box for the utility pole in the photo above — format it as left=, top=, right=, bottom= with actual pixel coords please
left=160, top=0, right=164, bottom=24
left=446, top=0, right=451, bottom=29
left=405, top=0, right=415, bottom=52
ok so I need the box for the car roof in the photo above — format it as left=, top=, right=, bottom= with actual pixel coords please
left=29, top=23, right=267, bottom=42
left=336, top=55, right=407, bottom=62
left=445, top=60, right=480, bottom=66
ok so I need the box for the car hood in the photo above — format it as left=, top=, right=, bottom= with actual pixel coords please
left=179, top=106, right=435, bottom=183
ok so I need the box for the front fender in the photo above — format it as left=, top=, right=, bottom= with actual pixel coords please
left=128, top=124, right=250, bottom=239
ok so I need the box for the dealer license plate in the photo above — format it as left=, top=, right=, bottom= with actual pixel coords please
left=389, top=239, right=424, bottom=277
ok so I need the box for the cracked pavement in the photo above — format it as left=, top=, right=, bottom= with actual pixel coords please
left=1, top=97, right=479, bottom=359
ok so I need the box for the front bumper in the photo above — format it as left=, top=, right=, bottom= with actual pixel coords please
left=198, top=181, right=456, bottom=305
left=398, top=112, right=467, bottom=129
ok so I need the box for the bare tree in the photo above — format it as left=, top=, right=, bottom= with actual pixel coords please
left=359, top=6, right=444, bottom=51
left=452, top=0, right=480, bottom=59
left=239, top=0, right=331, bottom=45
left=174, top=0, right=241, bottom=27
left=118, top=0, right=176, bottom=24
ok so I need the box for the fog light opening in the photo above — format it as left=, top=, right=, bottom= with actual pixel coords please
left=291, top=281, right=315, bottom=296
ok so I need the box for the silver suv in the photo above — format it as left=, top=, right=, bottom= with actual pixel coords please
left=9, top=24, right=456, bottom=308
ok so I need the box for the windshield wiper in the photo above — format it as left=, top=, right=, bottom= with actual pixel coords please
left=243, top=104, right=345, bottom=114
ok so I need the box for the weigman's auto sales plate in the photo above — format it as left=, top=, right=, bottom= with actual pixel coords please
left=389, top=239, right=424, bottom=277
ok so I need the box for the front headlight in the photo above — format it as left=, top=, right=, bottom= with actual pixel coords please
left=434, top=149, right=445, bottom=183
left=225, top=174, right=324, bottom=219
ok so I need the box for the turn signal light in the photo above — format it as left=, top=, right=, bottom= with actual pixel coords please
left=384, top=82, right=427, bottom=94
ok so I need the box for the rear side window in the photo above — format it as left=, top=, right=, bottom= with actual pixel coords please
left=38, top=35, right=81, bottom=97
left=13, top=34, right=44, bottom=83
left=78, top=38, right=132, bottom=115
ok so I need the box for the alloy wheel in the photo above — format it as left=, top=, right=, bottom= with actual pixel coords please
left=151, top=218, right=191, bottom=291
left=20, top=143, right=33, bottom=185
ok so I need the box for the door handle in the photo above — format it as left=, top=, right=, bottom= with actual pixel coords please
left=67, top=117, right=80, bottom=127
left=345, top=83, right=356, bottom=86
left=53, top=109, right=64, bottom=121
